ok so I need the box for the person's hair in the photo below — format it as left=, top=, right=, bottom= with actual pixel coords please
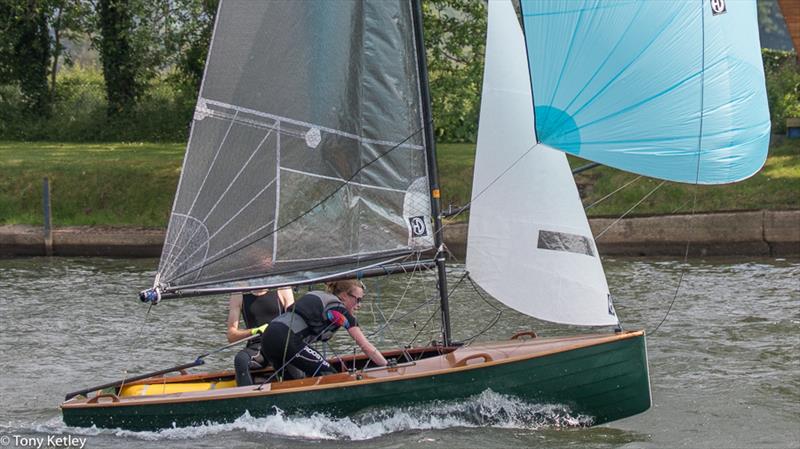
left=325, top=279, right=365, bottom=296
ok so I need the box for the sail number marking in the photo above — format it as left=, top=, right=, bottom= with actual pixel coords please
left=710, top=0, right=727, bottom=16
left=409, top=216, right=428, bottom=237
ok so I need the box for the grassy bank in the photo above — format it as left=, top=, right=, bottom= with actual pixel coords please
left=0, top=141, right=183, bottom=226
left=1, top=140, right=798, bottom=227
left=437, top=141, right=800, bottom=219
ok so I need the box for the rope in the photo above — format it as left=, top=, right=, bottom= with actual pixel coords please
left=460, top=275, right=503, bottom=344
left=119, top=303, right=153, bottom=392
left=584, top=176, right=642, bottom=210
left=649, top=0, right=707, bottom=336
left=406, top=305, right=441, bottom=348
left=594, top=180, right=666, bottom=240
left=441, top=142, right=540, bottom=226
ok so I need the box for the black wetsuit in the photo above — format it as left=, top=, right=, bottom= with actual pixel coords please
left=260, top=291, right=357, bottom=380
left=234, top=290, right=285, bottom=386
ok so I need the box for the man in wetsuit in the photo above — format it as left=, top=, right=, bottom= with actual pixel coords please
left=260, top=280, right=387, bottom=379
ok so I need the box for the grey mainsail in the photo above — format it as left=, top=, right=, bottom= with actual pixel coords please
left=155, top=1, right=434, bottom=295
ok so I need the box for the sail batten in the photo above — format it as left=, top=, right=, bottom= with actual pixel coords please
left=156, top=0, right=434, bottom=294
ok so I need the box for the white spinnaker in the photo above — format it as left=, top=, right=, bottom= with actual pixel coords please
left=466, top=0, right=618, bottom=326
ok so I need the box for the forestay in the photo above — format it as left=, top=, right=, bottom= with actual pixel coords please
left=520, top=0, right=770, bottom=184
left=467, top=0, right=618, bottom=326
left=156, top=0, right=434, bottom=294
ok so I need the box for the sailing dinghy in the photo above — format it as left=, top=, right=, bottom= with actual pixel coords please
left=61, top=0, right=768, bottom=431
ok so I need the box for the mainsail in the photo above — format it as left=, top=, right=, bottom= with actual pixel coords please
left=155, top=1, right=434, bottom=295
left=520, top=0, right=770, bottom=184
left=467, top=0, right=617, bottom=326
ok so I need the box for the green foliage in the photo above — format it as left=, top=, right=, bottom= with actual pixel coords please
left=436, top=143, right=476, bottom=213
left=169, top=0, right=218, bottom=90
left=0, top=64, right=195, bottom=141
left=96, top=0, right=139, bottom=116
left=761, top=48, right=797, bottom=72
left=441, top=141, right=800, bottom=221
left=576, top=141, right=800, bottom=217
left=762, top=49, right=800, bottom=133
left=0, top=1, right=52, bottom=115
left=423, top=0, right=486, bottom=143
left=2, top=140, right=796, bottom=227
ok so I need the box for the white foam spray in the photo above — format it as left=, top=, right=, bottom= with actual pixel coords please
left=42, top=390, right=592, bottom=441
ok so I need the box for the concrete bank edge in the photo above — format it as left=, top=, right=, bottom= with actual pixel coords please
left=1, top=210, right=798, bottom=258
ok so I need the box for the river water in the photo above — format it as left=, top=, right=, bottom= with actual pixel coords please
left=0, top=256, right=797, bottom=449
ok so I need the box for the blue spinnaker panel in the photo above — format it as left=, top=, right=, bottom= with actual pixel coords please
left=520, top=0, right=770, bottom=185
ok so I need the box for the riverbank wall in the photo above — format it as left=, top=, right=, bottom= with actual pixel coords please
left=1, top=210, right=798, bottom=258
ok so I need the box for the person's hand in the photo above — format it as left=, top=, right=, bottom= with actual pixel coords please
left=251, top=324, right=268, bottom=335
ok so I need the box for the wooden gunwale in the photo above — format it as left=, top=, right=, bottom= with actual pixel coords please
left=61, top=330, right=644, bottom=410
left=118, top=347, right=443, bottom=387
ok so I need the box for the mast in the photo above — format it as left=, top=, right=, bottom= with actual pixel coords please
left=411, top=0, right=452, bottom=346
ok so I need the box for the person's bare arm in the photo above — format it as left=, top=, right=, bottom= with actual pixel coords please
left=277, top=287, right=294, bottom=309
left=226, top=293, right=251, bottom=342
left=347, top=326, right=387, bottom=367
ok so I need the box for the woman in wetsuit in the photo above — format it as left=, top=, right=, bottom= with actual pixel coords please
left=260, top=280, right=387, bottom=380
left=227, top=287, right=294, bottom=386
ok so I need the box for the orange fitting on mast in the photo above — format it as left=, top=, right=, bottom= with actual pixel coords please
left=432, top=189, right=440, bottom=199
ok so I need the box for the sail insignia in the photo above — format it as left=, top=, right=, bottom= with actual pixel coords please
left=710, top=0, right=727, bottom=16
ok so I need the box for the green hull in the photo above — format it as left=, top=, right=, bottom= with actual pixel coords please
left=62, top=334, right=650, bottom=431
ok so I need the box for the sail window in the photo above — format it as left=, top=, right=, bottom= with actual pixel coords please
left=537, top=230, right=595, bottom=257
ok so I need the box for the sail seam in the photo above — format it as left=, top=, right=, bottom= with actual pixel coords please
left=273, top=121, right=281, bottom=263
left=280, top=167, right=408, bottom=194
left=165, top=125, right=427, bottom=285
left=539, top=0, right=586, bottom=133
left=163, top=180, right=277, bottom=282
left=276, top=247, right=414, bottom=264
left=157, top=0, right=223, bottom=279
left=161, top=109, right=239, bottom=272
left=695, top=0, right=706, bottom=183
left=201, top=98, right=424, bottom=151
left=166, top=254, right=410, bottom=294
left=652, top=0, right=707, bottom=336
left=190, top=124, right=277, bottom=257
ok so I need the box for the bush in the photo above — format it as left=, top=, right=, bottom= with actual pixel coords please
left=0, top=64, right=195, bottom=142
left=2, top=50, right=797, bottom=143
left=762, top=49, right=800, bottom=134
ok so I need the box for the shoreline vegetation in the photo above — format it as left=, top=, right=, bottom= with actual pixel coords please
left=1, top=139, right=798, bottom=229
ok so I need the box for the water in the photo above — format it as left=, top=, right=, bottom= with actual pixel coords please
left=0, top=257, right=798, bottom=448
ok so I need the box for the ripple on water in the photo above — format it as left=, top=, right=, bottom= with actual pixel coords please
left=1, top=256, right=798, bottom=448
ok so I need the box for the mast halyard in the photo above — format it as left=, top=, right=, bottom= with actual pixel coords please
left=411, top=0, right=452, bottom=346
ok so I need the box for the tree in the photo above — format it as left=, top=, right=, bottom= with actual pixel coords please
left=48, top=0, right=92, bottom=97
left=96, top=0, right=139, bottom=116
left=170, top=0, right=218, bottom=90
left=0, top=1, right=52, bottom=115
left=422, top=0, right=486, bottom=143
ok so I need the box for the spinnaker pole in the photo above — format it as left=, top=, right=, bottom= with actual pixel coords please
left=411, top=0, right=452, bottom=346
